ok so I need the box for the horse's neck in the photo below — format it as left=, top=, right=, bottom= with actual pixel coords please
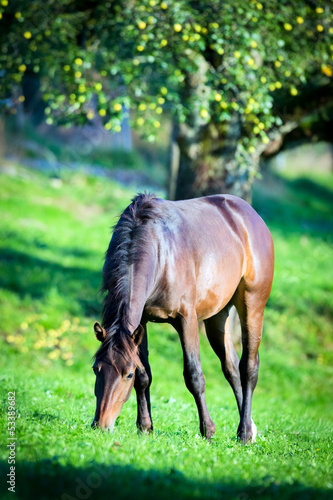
left=126, top=248, right=157, bottom=331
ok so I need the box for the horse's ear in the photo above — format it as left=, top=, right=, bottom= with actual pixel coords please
left=94, top=322, right=106, bottom=342
left=132, top=324, right=145, bottom=346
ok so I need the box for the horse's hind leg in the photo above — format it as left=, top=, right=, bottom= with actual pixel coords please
left=174, top=310, right=215, bottom=439
left=234, top=286, right=265, bottom=443
left=204, top=308, right=243, bottom=416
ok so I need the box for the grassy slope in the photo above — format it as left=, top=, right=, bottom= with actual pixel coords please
left=0, top=161, right=332, bottom=500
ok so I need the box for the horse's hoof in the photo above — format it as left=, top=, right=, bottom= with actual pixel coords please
left=137, top=424, right=153, bottom=435
left=201, top=421, right=216, bottom=440
left=251, top=419, right=257, bottom=443
left=237, top=419, right=257, bottom=443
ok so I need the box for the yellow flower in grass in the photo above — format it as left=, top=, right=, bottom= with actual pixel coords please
left=322, top=65, right=332, bottom=77
left=62, top=351, right=73, bottom=360
left=48, top=350, right=60, bottom=360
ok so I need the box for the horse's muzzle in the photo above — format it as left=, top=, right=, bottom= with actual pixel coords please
left=91, top=419, right=115, bottom=432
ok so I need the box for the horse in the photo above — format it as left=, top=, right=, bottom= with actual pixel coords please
left=91, top=192, right=274, bottom=442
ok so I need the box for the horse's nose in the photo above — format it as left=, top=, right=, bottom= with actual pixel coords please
left=93, top=419, right=115, bottom=432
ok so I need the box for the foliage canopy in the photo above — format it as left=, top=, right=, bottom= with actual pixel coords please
left=0, top=0, right=332, bottom=154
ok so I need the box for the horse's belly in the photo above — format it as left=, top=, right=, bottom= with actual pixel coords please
left=145, top=238, right=244, bottom=322
left=194, top=253, right=243, bottom=320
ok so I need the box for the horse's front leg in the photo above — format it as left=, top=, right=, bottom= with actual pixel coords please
left=175, top=310, right=215, bottom=439
left=134, top=323, right=153, bottom=433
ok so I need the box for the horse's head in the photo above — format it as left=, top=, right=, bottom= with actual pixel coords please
left=91, top=322, right=144, bottom=432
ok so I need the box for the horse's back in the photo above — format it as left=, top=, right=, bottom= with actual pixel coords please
left=148, top=194, right=274, bottom=320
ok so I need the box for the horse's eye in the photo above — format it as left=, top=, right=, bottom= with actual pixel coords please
left=93, top=365, right=99, bottom=375
left=126, top=372, right=134, bottom=380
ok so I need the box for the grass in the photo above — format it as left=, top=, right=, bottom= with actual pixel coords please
left=0, top=159, right=332, bottom=500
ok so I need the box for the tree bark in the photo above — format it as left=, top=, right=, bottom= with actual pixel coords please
left=168, top=54, right=255, bottom=203
left=169, top=118, right=255, bottom=203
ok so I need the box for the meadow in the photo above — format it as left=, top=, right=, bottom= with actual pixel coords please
left=0, top=159, right=332, bottom=500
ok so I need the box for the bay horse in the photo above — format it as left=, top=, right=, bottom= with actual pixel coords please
left=92, top=193, right=274, bottom=442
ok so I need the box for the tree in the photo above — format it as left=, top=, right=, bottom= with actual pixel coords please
left=0, top=0, right=332, bottom=199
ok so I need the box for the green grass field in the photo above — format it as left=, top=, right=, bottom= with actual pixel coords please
left=0, top=160, right=332, bottom=500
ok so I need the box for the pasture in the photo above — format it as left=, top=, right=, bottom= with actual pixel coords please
left=0, top=161, right=332, bottom=499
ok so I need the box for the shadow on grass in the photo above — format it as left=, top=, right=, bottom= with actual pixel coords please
left=253, top=173, right=333, bottom=240
left=0, top=247, right=101, bottom=316
left=0, top=460, right=331, bottom=500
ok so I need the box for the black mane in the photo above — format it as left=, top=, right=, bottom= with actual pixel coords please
left=94, top=192, right=159, bottom=364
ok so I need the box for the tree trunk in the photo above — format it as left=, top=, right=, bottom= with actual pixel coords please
left=169, top=118, right=256, bottom=203
left=168, top=54, right=256, bottom=203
